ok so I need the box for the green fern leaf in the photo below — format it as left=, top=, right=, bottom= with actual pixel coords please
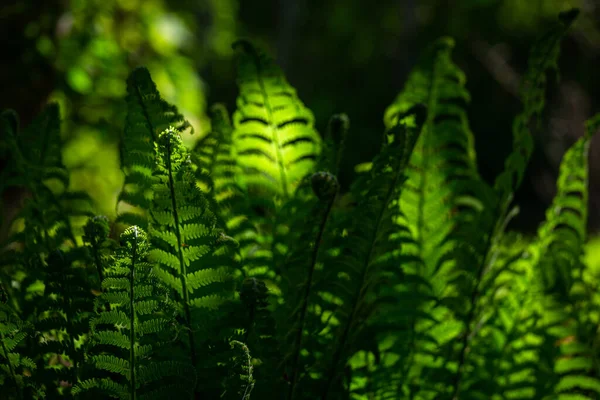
left=76, top=226, right=195, bottom=399
left=0, top=105, right=93, bottom=253
left=529, top=113, right=600, bottom=399
left=0, top=301, right=40, bottom=399
left=314, top=106, right=427, bottom=399
left=117, top=67, right=191, bottom=229
left=222, top=340, right=255, bottom=400
left=494, top=8, right=579, bottom=207
left=192, top=104, right=267, bottom=284
left=192, top=103, right=238, bottom=202
left=232, top=40, right=321, bottom=207
left=384, top=37, right=494, bottom=291
left=148, top=127, right=238, bottom=395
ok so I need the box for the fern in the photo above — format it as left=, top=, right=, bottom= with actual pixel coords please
left=443, top=10, right=580, bottom=399
left=232, top=40, right=322, bottom=208
left=192, top=104, right=268, bottom=283
left=384, top=37, right=494, bottom=295
left=148, top=126, right=238, bottom=396
left=117, top=68, right=191, bottom=229
left=2, top=8, right=599, bottom=400
left=222, top=340, right=255, bottom=400
left=527, top=113, right=600, bottom=399
left=75, top=226, right=194, bottom=399
left=237, top=277, right=280, bottom=396
left=378, top=38, right=492, bottom=399
left=0, top=105, right=94, bottom=316
left=0, top=105, right=93, bottom=253
left=494, top=8, right=579, bottom=208
left=0, top=300, right=39, bottom=399
left=273, top=113, right=348, bottom=399
left=28, top=248, right=95, bottom=399
left=313, top=105, right=427, bottom=399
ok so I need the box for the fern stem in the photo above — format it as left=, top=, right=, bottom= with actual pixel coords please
left=164, top=138, right=198, bottom=369
left=288, top=189, right=337, bottom=400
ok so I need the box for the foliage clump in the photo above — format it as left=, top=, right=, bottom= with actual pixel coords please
left=1, top=8, right=600, bottom=400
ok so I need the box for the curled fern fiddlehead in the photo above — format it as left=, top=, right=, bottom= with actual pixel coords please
left=311, top=172, right=339, bottom=201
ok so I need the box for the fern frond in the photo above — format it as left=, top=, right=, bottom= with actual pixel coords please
left=0, top=301, right=39, bottom=399
left=148, top=127, right=239, bottom=396
left=526, top=113, right=600, bottom=399
left=237, top=278, right=280, bottom=396
left=117, top=68, right=191, bottom=229
left=312, top=106, right=426, bottom=399
left=0, top=105, right=93, bottom=253
left=443, top=12, right=580, bottom=399
left=381, top=39, right=500, bottom=398
left=76, top=226, right=195, bottom=399
left=192, top=104, right=268, bottom=284
left=384, top=37, right=494, bottom=291
left=494, top=8, right=579, bottom=207
left=222, top=340, right=255, bottom=400
left=33, top=248, right=94, bottom=394
left=232, top=40, right=321, bottom=207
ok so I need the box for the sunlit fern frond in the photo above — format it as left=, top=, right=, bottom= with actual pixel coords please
left=231, top=40, right=321, bottom=210
left=384, top=37, right=495, bottom=294
left=525, top=113, right=600, bottom=399
left=192, top=103, right=238, bottom=202
left=192, top=104, right=267, bottom=284
left=148, top=127, right=239, bottom=396
left=117, top=68, right=191, bottom=229
left=74, top=226, right=195, bottom=399
left=381, top=40, right=499, bottom=399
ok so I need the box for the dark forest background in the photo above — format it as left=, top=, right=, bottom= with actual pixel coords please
left=1, top=0, right=599, bottom=235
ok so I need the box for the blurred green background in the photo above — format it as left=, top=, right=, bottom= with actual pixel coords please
left=1, top=0, right=599, bottom=236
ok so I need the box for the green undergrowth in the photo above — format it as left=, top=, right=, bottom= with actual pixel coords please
left=2, top=8, right=600, bottom=400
